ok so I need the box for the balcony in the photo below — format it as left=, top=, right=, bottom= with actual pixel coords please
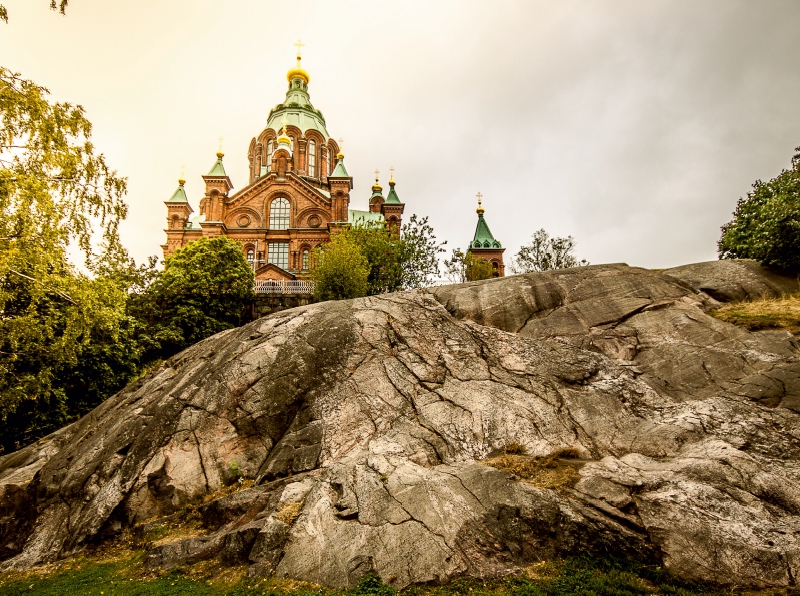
left=254, top=279, right=315, bottom=295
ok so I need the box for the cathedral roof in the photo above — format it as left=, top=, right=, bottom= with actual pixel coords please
left=470, top=200, right=501, bottom=249
left=349, top=209, right=384, bottom=225
left=265, top=59, right=330, bottom=140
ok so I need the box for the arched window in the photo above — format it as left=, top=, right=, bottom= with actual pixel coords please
left=266, top=140, right=274, bottom=171
left=302, top=249, right=309, bottom=270
left=246, top=247, right=255, bottom=263
left=269, top=197, right=290, bottom=229
left=308, top=140, right=316, bottom=177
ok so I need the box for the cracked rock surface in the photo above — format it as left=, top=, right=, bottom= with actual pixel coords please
left=0, top=263, right=799, bottom=589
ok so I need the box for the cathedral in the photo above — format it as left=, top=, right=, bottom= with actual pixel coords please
left=162, top=48, right=405, bottom=281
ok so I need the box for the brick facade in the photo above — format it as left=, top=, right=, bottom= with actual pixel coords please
left=162, top=56, right=404, bottom=281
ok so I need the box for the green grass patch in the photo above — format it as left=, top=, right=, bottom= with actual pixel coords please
left=0, top=553, right=791, bottom=595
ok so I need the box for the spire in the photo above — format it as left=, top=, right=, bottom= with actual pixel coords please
left=167, top=176, right=189, bottom=203
left=207, top=149, right=227, bottom=176
left=330, top=153, right=350, bottom=177
left=385, top=166, right=402, bottom=204
left=470, top=193, right=501, bottom=249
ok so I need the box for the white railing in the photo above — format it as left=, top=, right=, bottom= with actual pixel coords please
left=254, top=279, right=315, bottom=295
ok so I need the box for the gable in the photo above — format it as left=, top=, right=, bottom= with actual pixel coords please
left=227, top=172, right=331, bottom=213
left=255, top=263, right=296, bottom=281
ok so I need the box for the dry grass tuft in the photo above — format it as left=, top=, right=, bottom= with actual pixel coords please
left=275, top=501, right=303, bottom=525
left=481, top=448, right=585, bottom=491
left=711, top=293, right=800, bottom=335
left=503, top=441, right=527, bottom=455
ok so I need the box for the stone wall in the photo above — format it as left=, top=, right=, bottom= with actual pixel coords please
left=251, top=294, right=314, bottom=318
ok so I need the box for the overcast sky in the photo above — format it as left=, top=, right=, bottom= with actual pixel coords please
left=3, top=0, right=800, bottom=269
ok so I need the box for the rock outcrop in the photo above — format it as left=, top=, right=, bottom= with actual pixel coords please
left=0, top=262, right=799, bottom=589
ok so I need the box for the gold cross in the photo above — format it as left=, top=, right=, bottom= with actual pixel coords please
left=375, top=169, right=380, bottom=182
left=294, top=39, right=305, bottom=57
left=389, top=166, right=395, bottom=183
left=476, top=192, right=482, bottom=202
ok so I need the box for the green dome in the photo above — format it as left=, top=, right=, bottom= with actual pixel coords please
left=265, top=77, right=330, bottom=139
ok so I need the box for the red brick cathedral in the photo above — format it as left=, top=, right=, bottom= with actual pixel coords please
left=162, top=49, right=405, bottom=281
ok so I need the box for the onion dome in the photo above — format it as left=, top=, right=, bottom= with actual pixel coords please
left=286, top=56, right=309, bottom=84
left=266, top=45, right=330, bottom=140
left=371, top=170, right=383, bottom=199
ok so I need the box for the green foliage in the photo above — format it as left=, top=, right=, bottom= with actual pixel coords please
left=345, top=221, right=403, bottom=295
left=310, top=231, right=369, bottom=301
left=443, top=248, right=494, bottom=283
left=511, top=229, right=589, bottom=274
left=718, top=146, right=800, bottom=269
left=311, top=215, right=445, bottom=300
left=0, top=555, right=730, bottom=595
left=399, top=214, right=446, bottom=289
left=130, top=237, right=255, bottom=360
left=352, top=573, right=395, bottom=596
left=0, top=0, right=68, bottom=24
left=0, top=67, right=135, bottom=449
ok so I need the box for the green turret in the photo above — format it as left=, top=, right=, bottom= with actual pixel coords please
left=470, top=198, right=501, bottom=249
left=167, top=178, right=189, bottom=203
left=207, top=151, right=227, bottom=176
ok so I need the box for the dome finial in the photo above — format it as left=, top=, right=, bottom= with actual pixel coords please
left=476, top=191, right=485, bottom=215
left=287, top=40, right=310, bottom=83
left=216, top=137, right=224, bottom=158
left=178, top=164, right=186, bottom=185
left=337, top=137, right=344, bottom=159
left=278, top=114, right=291, bottom=144
left=389, top=166, right=395, bottom=186
left=372, top=169, right=383, bottom=193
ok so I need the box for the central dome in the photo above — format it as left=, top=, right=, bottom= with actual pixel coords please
left=266, top=57, right=330, bottom=140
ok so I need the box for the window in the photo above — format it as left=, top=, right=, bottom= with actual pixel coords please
left=268, top=243, right=289, bottom=270
left=266, top=140, right=274, bottom=171
left=308, top=140, right=316, bottom=177
left=302, top=249, right=309, bottom=270
left=269, top=197, right=290, bottom=229
left=246, top=247, right=255, bottom=263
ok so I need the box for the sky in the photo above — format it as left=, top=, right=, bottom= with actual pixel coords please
left=2, top=0, right=800, bottom=270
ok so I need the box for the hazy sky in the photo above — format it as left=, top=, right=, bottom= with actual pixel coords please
left=3, top=0, right=800, bottom=269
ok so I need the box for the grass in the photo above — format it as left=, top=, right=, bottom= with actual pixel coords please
left=0, top=554, right=793, bottom=596
left=480, top=446, right=584, bottom=491
left=710, top=294, right=800, bottom=335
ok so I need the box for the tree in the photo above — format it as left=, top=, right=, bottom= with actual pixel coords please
left=511, top=229, right=588, bottom=273
left=0, top=67, right=130, bottom=427
left=718, top=146, right=800, bottom=269
left=311, top=215, right=446, bottom=299
left=0, top=0, right=67, bottom=23
left=310, top=232, right=369, bottom=301
left=130, top=236, right=256, bottom=360
left=345, top=220, right=403, bottom=295
left=443, top=248, right=494, bottom=283
left=398, top=214, right=446, bottom=289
